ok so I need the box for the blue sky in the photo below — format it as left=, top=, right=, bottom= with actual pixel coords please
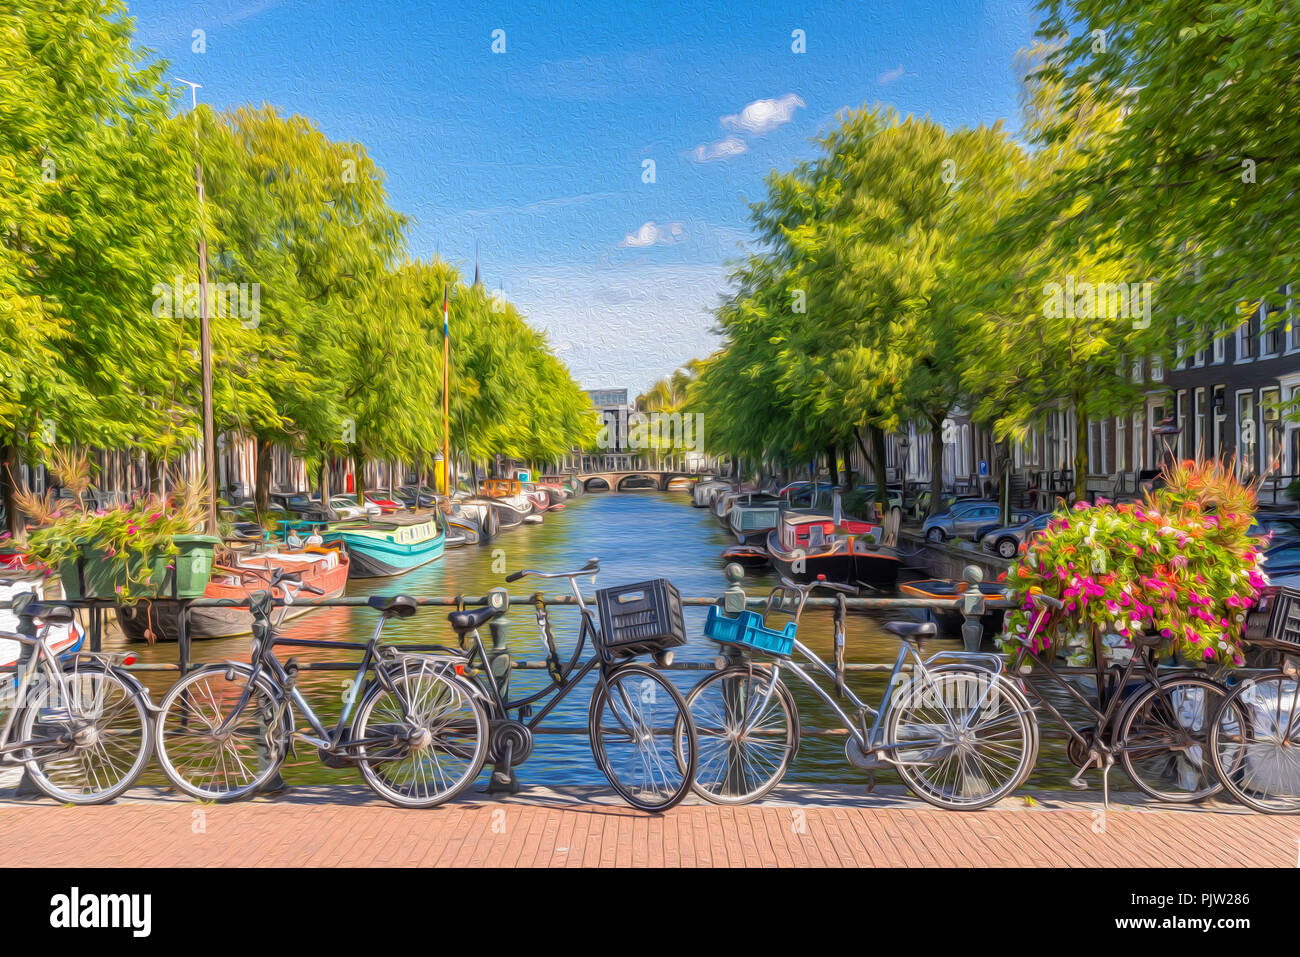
left=126, top=0, right=1040, bottom=394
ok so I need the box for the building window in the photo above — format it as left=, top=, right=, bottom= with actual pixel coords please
left=1237, top=390, right=1257, bottom=474
left=1176, top=390, right=1188, bottom=459
left=1237, top=312, right=1258, bottom=362
left=1151, top=356, right=1164, bottom=382
left=1117, top=417, right=1128, bottom=472
left=1213, top=330, right=1226, bottom=364
left=1263, top=290, right=1284, bottom=357
left=1135, top=409, right=1147, bottom=471
left=1262, top=387, right=1281, bottom=473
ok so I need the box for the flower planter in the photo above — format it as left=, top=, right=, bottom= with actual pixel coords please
left=58, top=534, right=219, bottom=600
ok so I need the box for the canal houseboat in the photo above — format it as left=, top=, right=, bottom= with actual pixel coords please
left=898, top=578, right=1007, bottom=637
left=728, top=493, right=785, bottom=544
left=476, top=478, right=537, bottom=528
left=765, top=512, right=901, bottom=589
left=323, top=512, right=445, bottom=578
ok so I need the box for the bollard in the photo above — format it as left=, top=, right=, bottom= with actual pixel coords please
left=959, top=565, right=986, bottom=653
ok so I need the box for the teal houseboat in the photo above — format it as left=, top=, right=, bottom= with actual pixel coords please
left=323, top=512, right=446, bottom=578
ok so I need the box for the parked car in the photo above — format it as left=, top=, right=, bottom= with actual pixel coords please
left=396, top=485, right=438, bottom=508
left=269, top=492, right=328, bottom=521
left=329, top=495, right=381, bottom=520
left=1262, top=539, right=1300, bottom=590
left=364, top=492, right=403, bottom=514
left=922, top=500, right=1004, bottom=543
left=1250, top=511, right=1300, bottom=542
left=981, top=512, right=1053, bottom=559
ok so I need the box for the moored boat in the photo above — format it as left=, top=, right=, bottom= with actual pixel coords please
left=323, top=512, right=445, bottom=578
left=117, top=546, right=350, bottom=641
left=728, top=493, right=784, bottom=544
left=898, top=578, right=1007, bottom=637
left=479, top=479, right=539, bottom=526
left=721, top=544, right=771, bottom=569
left=765, top=513, right=901, bottom=589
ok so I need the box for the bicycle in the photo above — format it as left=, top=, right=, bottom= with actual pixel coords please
left=1005, top=589, right=1241, bottom=806
left=682, top=575, right=1038, bottom=809
left=154, top=568, right=500, bottom=808
left=443, top=558, right=696, bottom=812
left=1208, top=585, right=1300, bottom=813
left=0, top=589, right=154, bottom=804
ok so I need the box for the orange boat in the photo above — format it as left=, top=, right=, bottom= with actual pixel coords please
left=117, top=546, right=349, bottom=641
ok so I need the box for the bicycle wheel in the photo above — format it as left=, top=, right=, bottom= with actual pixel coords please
left=1116, top=674, right=1236, bottom=802
left=1209, top=672, right=1300, bottom=813
left=154, top=663, right=288, bottom=801
left=680, top=664, right=798, bottom=804
left=21, top=664, right=153, bottom=805
left=885, top=668, right=1037, bottom=810
left=352, top=665, right=489, bottom=808
left=590, top=662, right=696, bottom=811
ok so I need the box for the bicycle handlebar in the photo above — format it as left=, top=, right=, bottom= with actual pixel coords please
left=778, top=575, right=858, bottom=597
left=1027, top=588, right=1064, bottom=611
left=506, top=558, right=599, bottom=583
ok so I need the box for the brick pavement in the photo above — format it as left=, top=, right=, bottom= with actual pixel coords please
left=0, top=785, right=1291, bottom=867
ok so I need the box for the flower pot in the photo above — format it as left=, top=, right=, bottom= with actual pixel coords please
left=58, top=535, right=219, bottom=600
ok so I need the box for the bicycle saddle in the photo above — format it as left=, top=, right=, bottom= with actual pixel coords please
left=447, top=604, right=501, bottom=634
left=11, top=596, right=74, bottom=625
left=885, top=620, right=938, bottom=640
left=367, top=595, right=419, bottom=619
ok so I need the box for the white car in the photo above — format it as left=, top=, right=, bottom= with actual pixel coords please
left=329, top=495, right=381, bottom=520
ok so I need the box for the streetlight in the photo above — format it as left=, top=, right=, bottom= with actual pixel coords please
left=897, top=432, right=911, bottom=518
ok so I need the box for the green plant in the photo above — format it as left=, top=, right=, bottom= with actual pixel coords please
left=1000, top=459, right=1264, bottom=668
left=19, top=469, right=208, bottom=600
left=1285, top=478, right=1300, bottom=504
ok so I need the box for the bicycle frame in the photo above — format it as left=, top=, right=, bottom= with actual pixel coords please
left=0, top=627, right=130, bottom=761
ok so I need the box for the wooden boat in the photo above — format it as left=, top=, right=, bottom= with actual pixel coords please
left=728, top=494, right=784, bottom=545
left=898, top=578, right=1007, bottom=637
left=692, top=479, right=729, bottom=507
left=536, top=481, right=569, bottom=508
left=721, top=545, right=770, bottom=569
left=446, top=497, right=500, bottom=540
left=478, top=479, right=537, bottom=526
left=1, top=577, right=85, bottom=668
left=322, top=512, right=445, bottom=578
left=117, top=546, right=350, bottom=641
left=765, top=513, right=901, bottom=589
left=523, top=483, right=562, bottom=511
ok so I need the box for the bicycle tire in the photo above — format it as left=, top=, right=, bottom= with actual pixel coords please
left=678, top=664, right=799, bottom=805
left=589, top=662, right=696, bottom=812
left=21, top=663, right=153, bottom=805
left=1115, top=674, right=1234, bottom=802
left=1209, top=671, right=1300, bottom=813
left=154, top=662, right=290, bottom=802
left=886, top=667, right=1037, bottom=810
left=352, top=665, right=489, bottom=808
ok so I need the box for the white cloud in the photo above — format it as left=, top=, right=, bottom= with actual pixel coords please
left=720, top=94, right=805, bottom=136
left=877, top=64, right=906, bottom=85
left=620, top=220, right=686, bottom=247
left=685, top=135, right=748, bottom=164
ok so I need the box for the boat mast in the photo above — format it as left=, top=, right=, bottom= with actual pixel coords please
left=178, top=79, right=219, bottom=534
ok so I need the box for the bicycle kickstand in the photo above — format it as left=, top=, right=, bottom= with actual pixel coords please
left=487, top=739, right=520, bottom=795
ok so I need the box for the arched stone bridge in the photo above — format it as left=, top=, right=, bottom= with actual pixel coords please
left=563, top=471, right=701, bottom=492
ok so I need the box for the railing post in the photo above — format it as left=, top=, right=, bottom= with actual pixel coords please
left=960, top=565, right=986, bottom=653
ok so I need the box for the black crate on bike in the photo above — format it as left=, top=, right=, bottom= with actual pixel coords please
left=595, top=578, right=686, bottom=657
left=1265, top=585, right=1300, bottom=647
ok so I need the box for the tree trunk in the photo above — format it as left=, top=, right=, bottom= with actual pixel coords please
left=1074, top=399, right=1089, bottom=502
left=841, top=445, right=854, bottom=489
left=254, top=437, right=273, bottom=523
left=928, top=412, right=945, bottom=519
left=1, top=437, right=22, bottom=540
left=997, top=439, right=1013, bottom=526
left=869, top=426, right=888, bottom=509
left=825, top=447, right=839, bottom=486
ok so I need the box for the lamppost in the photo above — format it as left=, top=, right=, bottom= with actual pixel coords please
left=897, top=432, right=911, bottom=517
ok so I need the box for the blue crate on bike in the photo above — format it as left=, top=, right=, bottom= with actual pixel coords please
left=704, top=606, right=797, bottom=657
left=594, top=578, right=687, bottom=657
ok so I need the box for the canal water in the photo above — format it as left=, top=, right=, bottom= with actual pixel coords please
left=121, top=490, right=1094, bottom=793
